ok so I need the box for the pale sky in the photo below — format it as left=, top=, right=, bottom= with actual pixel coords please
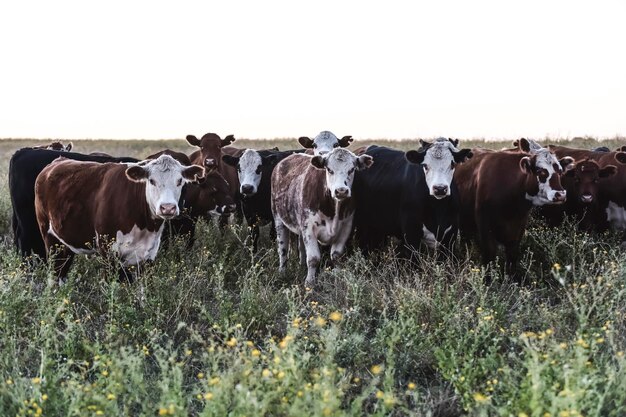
left=1, top=0, right=625, bottom=140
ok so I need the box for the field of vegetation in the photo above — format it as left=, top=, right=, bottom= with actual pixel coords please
left=0, top=137, right=625, bottom=416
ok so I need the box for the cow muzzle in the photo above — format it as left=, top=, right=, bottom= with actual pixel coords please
left=432, top=185, right=449, bottom=199
left=580, top=194, right=593, bottom=203
left=241, top=184, right=256, bottom=196
left=334, top=187, right=350, bottom=200
left=214, top=203, right=237, bottom=215
left=204, top=158, right=217, bottom=169
left=552, top=191, right=566, bottom=203
left=159, top=203, right=178, bottom=219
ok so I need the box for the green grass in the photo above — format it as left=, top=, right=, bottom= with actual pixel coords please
left=0, top=137, right=625, bottom=416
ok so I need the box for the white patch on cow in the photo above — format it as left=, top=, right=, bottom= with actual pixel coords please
left=421, top=138, right=458, bottom=199
left=313, top=131, right=341, bottom=155
left=524, top=149, right=565, bottom=206
left=606, top=201, right=626, bottom=230
left=237, top=149, right=263, bottom=195
left=48, top=224, right=96, bottom=255
left=422, top=225, right=437, bottom=249
left=111, top=224, right=165, bottom=266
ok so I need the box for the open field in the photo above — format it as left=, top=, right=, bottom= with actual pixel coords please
left=1, top=137, right=625, bottom=416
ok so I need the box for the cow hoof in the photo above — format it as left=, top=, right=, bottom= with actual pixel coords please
left=304, top=277, right=317, bottom=288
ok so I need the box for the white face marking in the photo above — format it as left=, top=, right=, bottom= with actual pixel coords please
left=319, top=148, right=360, bottom=200
left=421, top=139, right=458, bottom=199
left=525, top=149, right=565, bottom=206
left=312, top=131, right=341, bottom=156
left=606, top=201, right=626, bottom=230
left=129, top=155, right=197, bottom=219
left=237, top=149, right=263, bottom=195
left=111, top=224, right=165, bottom=266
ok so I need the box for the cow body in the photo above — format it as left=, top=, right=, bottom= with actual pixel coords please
left=353, top=140, right=472, bottom=257
left=223, top=148, right=304, bottom=250
left=454, top=140, right=571, bottom=276
left=271, top=148, right=372, bottom=286
left=9, top=148, right=139, bottom=259
left=34, top=155, right=203, bottom=278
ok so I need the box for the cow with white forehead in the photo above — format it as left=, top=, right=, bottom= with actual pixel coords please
left=298, top=131, right=353, bottom=155
left=222, top=148, right=304, bottom=250
left=454, top=138, right=573, bottom=278
left=271, top=148, right=373, bottom=286
left=353, top=139, right=473, bottom=257
left=34, top=154, right=204, bottom=279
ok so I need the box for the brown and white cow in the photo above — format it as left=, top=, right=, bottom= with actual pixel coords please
left=298, top=131, right=353, bottom=155
left=35, top=155, right=204, bottom=278
left=454, top=139, right=573, bottom=277
left=33, top=141, right=73, bottom=152
left=271, top=148, right=373, bottom=286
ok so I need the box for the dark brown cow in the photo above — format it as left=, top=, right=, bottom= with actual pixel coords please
left=271, top=148, right=373, bottom=286
left=35, top=155, right=204, bottom=278
left=548, top=145, right=626, bottom=236
left=454, top=139, right=573, bottom=277
left=33, top=141, right=72, bottom=152
left=186, top=133, right=236, bottom=172
left=538, top=159, right=617, bottom=231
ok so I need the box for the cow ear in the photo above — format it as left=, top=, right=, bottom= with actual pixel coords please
left=563, top=164, right=576, bottom=177
left=65, top=142, right=73, bottom=152
left=617, top=146, right=626, bottom=152
left=338, top=135, right=353, bottom=147
left=600, top=165, right=618, bottom=178
left=419, top=139, right=431, bottom=148
left=406, top=150, right=426, bottom=165
left=453, top=149, right=473, bottom=163
left=182, top=165, right=205, bottom=183
left=221, top=134, right=236, bottom=147
left=356, top=155, right=373, bottom=170
left=222, top=155, right=240, bottom=167
left=559, top=156, right=575, bottom=171
left=517, top=138, right=531, bottom=153
left=449, top=138, right=460, bottom=148
left=614, top=152, right=626, bottom=165
left=125, top=165, right=149, bottom=182
left=298, top=136, right=314, bottom=148
left=186, top=135, right=201, bottom=146
left=311, top=155, right=326, bottom=169
left=519, top=156, right=533, bottom=173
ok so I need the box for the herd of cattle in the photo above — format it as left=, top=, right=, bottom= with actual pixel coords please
left=7, top=132, right=626, bottom=285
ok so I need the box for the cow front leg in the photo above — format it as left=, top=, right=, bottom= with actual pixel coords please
left=274, top=218, right=289, bottom=272
left=298, top=235, right=306, bottom=266
left=330, top=217, right=353, bottom=267
left=43, top=235, right=74, bottom=283
left=301, top=231, right=321, bottom=288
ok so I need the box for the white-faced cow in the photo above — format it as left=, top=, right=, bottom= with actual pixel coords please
left=271, top=148, right=373, bottom=286
left=353, top=139, right=472, bottom=257
left=33, top=141, right=73, bottom=152
left=298, top=131, right=353, bottom=155
left=454, top=139, right=573, bottom=278
left=34, top=155, right=204, bottom=279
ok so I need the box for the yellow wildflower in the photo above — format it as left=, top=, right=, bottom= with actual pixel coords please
left=204, top=392, right=213, bottom=400
left=375, top=390, right=384, bottom=399
left=407, top=382, right=416, bottom=390
left=370, top=364, right=383, bottom=375
left=329, top=311, right=343, bottom=322
left=473, top=392, right=489, bottom=403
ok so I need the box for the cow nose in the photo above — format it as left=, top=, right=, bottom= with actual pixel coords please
left=241, top=184, right=255, bottom=195
left=580, top=194, right=593, bottom=203
left=433, top=185, right=448, bottom=197
left=204, top=158, right=216, bottom=168
left=335, top=187, right=349, bottom=199
left=159, top=203, right=177, bottom=217
left=553, top=191, right=566, bottom=203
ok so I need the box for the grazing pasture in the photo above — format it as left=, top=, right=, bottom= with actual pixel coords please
left=0, top=137, right=625, bottom=416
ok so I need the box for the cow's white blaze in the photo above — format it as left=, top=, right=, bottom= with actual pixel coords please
left=420, top=139, right=459, bottom=199
left=525, top=149, right=566, bottom=206
left=126, top=155, right=202, bottom=219
left=313, top=148, right=371, bottom=200
left=237, top=149, right=263, bottom=195
left=111, top=224, right=165, bottom=266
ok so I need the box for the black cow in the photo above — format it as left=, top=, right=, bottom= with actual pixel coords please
left=9, top=148, right=138, bottom=259
left=352, top=139, right=472, bottom=258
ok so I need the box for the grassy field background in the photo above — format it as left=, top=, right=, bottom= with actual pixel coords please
left=0, top=136, right=625, bottom=416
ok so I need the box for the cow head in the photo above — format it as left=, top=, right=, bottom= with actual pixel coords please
left=186, top=133, right=235, bottom=171
left=311, top=148, right=373, bottom=201
left=35, top=141, right=73, bottom=152
left=222, top=149, right=282, bottom=196
left=563, top=159, right=617, bottom=204
left=202, top=172, right=237, bottom=215
left=299, top=131, right=353, bottom=156
left=125, top=154, right=205, bottom=220
left=405, top=138, right=473, bottom=199
left=519, top=147, right=572, bottom=205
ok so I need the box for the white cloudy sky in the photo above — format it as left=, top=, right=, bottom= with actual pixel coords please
left=1, top=0, right=625, bottom=140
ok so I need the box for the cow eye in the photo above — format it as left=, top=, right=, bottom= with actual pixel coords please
left=423, top=164, right=429, bottom=172
left=256, top=166, right=262, bottom=174
left=149, top=179, right=156, bottom=186
left=348, top=168, right=355, bottom=174
left=176, top=179, right=183, bottom=187
left=313, top=144, right=318, bottom=148
left=333, top=143, right=339, bottom=148
left=451, top=161, right=456, bottom=169
left=328, top=169, right=335, bottom=175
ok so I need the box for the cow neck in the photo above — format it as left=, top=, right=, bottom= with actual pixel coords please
left=129, top=181, right=165, bottom=233
left=319, top=187, right=355, bottom=219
